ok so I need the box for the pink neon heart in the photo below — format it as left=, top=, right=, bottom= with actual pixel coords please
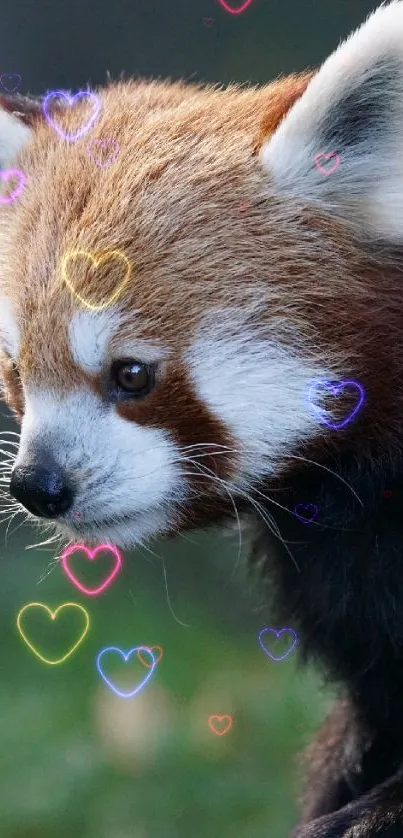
left=314, top=151, right=340, bottom=176
left=217, top=0, right=254, bottom=14
left=60, top=543, right=122, bottom=596
left=87, top=138, right=120, bottom=168
left=0, top=169, right=26, bottom=204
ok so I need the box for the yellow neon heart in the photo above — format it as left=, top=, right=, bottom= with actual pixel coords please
left=60, top=249, right=132, bottom=311
left=16, top=601, right=90, bottom=665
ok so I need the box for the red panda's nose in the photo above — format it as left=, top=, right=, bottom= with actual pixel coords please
left=9, top=463, right=74, bottom=519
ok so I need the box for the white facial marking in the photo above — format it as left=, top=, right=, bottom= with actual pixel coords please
left=111, top=340, right=169, bottom=364
left=16, top=388, right=186, bottom=547
left=187, top=320, right=336, bottom=485
left=69, top=308, right=170, bottom=373
left=0, top=296, right=20, bottom=357
left=68, top=309, right=122, bottom=373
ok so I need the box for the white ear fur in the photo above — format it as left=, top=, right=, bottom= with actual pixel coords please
left=261, top=1, right=403, bottom=241
left=0, top=109, right=31, bottom=168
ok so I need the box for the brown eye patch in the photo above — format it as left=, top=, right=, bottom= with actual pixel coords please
left=0, top=354, right=24, bottom=420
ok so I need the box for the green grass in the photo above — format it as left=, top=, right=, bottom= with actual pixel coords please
left=0, top=526, right=333, bottom=838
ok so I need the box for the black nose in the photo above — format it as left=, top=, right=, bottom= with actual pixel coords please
left=9, top=463, right=74, bottom=519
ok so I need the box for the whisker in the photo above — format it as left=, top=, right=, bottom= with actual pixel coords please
left=4, top=510, right=26, bottom=545
left=26, top=530, right=65, bottom=552
left=180, top=456, right=299, bottom=573
left=282, top=453, right=364, bottom=506
left=161, top=559, right=192, bottom=628
left=181, top=460, right=244, bottom=572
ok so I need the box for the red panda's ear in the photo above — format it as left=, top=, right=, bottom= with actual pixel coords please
left=260, top=1, right=403, bottom=242
left=0, top=93, right=42, bottom=168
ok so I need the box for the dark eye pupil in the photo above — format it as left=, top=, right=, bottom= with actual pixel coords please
left=116, top=362, right=149, bottom=392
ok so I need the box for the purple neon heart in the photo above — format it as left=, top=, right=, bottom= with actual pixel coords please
left=294, top=503, right=318, bottom=524
left=0, top=169, right=26, bottom=204
left=42, top=89, right=101, bottom=142
left=96, top=646, right=157, bottom=698
left=308, top=379, right=365, bottom=430
left=258, top=627, right=298, bottom=661
left=0, top=74, right=21, bottom=93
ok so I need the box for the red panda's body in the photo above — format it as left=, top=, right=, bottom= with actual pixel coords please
left=1, top=3, right=403, bottom=836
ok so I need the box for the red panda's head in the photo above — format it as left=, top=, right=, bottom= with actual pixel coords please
left=0, top=2, right=402, bottom=549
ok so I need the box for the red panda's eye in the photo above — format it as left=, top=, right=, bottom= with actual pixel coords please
left=112, top=359, right=155, bottom=398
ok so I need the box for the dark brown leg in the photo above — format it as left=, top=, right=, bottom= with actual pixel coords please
left=297, top=699, right=370, bottom=824
left=291, top=770, right=403, bottom=838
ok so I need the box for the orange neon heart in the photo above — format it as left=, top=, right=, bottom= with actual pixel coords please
left=208, top=714, right=233, bottom=736
left=61, top=248, right=132, bottom=310
left=137, top=645, right=164, bottom=669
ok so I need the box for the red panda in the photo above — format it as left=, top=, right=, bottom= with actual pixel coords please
left=1, top=3, right=403, bottom=836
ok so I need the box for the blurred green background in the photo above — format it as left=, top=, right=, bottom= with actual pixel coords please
left=0, top=0, right=379, bottom=836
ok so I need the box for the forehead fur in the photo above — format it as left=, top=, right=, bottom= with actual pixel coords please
left=0, top=65, right=400, bottom=450
left=0, top=76, right=315, bottom=375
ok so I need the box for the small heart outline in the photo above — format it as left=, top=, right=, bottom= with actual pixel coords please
left=0, top=169, right=26, bottom=205
left=137, top=645, right=164, bottom=669
left=294, top=503, right=319, bottom=524
left=87, top=138, right=120, bottom=168
left=208, top=714, right=233, bottom=735
left=0, top=73, right=22, bottom=93
left=314, top=151, right=340, bottom=176
left=258, top=626, right=298, bottom=662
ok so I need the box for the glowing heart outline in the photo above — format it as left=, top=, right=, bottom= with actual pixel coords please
left=60, top=543, right=122, bottom=596
left=314, top=151, right=340, bottom=176
left=308, top=379, right=365, bottom=430
left=87, top=138, right=120, bottom=168
left=293, top=503, right=319, bottom=524
left=0, top=169, right=26, bottom=205
left=258, top=626, right=298, bottom=662
left=0, top=73, right=22, bottom=93
left=42, top=89, right=101, bottom=143
left=137, top=645, right=163, bottom=669
left=60, top=248, right=132, bottom=311
left=208, top=714, right=233, bottom=735
left=96, top=646, right=157, bottom=698
left=217, top=0, right=254, bottom=14
left=17, top=602, right=90, bottom=665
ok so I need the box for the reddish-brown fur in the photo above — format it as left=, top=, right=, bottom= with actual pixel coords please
left=3, top=35, right=403, bottom=838
left=1, top=75, right=402, bottom=534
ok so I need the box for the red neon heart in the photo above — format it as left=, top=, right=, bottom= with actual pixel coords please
left=208, top=714, right=233, bottom=736
left=60, top=543, right=122, bottom=596
left=217, top=0, right=254, bottom=14
left=137, top=645, right=164, bottom=669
